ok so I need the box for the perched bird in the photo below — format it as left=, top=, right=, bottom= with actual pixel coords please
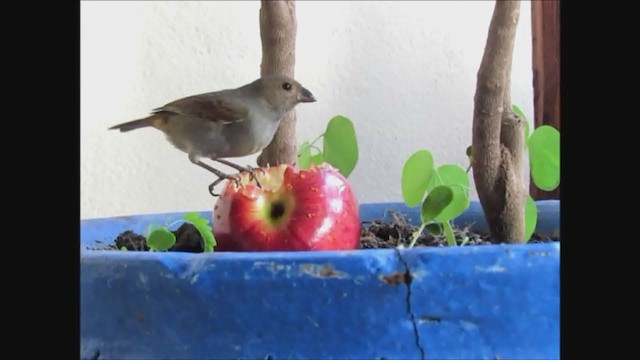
left=109, top=75, right=316, bottom=195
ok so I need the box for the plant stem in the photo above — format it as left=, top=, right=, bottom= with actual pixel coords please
left=166, top=220, right=186, bottom=230
left=309, top=133, right=325, bottom=148
left=297, top=133, right=325, bottom=157
left=460, top=236, right=470, bottom=247
left=409, top=223, right=427, bottom=248
left=443, top=221, right=457, bottom=246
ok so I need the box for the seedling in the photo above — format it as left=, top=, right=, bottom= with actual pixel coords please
left=146, top=212, right=217, bottom=252
left=401, top=150, right=471, bottom=247
left=297, top=115, right=359, bottom=178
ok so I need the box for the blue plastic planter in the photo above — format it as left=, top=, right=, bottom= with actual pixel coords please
left=81, top=200, right=559, bottom=360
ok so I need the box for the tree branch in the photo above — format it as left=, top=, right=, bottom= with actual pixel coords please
left=257, top=0, right=298, bottom=167
left=472, top=0, right=526, bottom=243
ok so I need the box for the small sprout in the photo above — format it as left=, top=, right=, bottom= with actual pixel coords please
left=120, top=246, right=128, bottom=251
left=402, top=151, right=472, bottom=247
left=296, top=115, right=358, bottom=178
left=147, top=228, right=176, bottom=252
left=144, top=212, right=217, bottom=252
left=182, top=212, right=217, bottom=252
left=460, top=237, right=470, bottom=247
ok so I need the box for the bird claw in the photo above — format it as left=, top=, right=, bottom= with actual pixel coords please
left=208, top=174, right=242, bottom=197
left=243, top=165, right=264, bottom=189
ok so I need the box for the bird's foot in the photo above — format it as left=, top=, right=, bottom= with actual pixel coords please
left=214, top=159, right=265, bottom=189
left=241, top=165, right=266, bottom=189
left=208, top=173, right=242, bottom=197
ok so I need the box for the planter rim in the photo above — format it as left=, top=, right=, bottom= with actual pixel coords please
left=81, top=200, right=560, bottom=257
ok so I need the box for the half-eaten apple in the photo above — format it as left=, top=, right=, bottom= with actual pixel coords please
left=212, top=163, right=361, bottom=252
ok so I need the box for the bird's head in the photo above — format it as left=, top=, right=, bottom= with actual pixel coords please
left=254, top=75, right=316, bottom=115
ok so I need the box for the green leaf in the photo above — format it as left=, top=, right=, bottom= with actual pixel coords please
left=183, top=212, right=203, bottom=223
left=512, top=104, right=525, bottom=118
left=528, top=125, right=560, bottom=191
left=323, top=115, right=359, bottom=177
left=145, top=223, right=162, bottom=238
left=421, top=185, right=454, bottom=223
left=425, top=223, right=442, bottom=236
left=120, top=246, right=128, bottom=251
left=524, top=195, right=538, bottom=243
left=427, top=164, right=470, bottom=221
left=401, top=150, right=435, bottom=207
left=147, top=228, right=176, bottom=251
left=310, top=153, right=325, bottom=166
left=512, top=104, right=531, bottom=143
left=183, top=213, right=216, bottom=252
left=297, top=141, right=312, bottom=169
left=466, top=145, right=473, bottom=158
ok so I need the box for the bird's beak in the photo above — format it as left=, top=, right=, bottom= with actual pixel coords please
left=298, top=87, right=316, bottom=103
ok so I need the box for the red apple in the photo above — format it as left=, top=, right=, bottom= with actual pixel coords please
left=212, top=163, right=361, bottom=252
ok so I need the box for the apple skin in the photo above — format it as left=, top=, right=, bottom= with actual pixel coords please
left=212, top=163, right=361, bottom=252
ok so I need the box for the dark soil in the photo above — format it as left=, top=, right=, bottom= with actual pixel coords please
left=92, top=211, right=557, bottom=252
left=91, top=223, right=205, bottom=252
left=360, top=210, right=555, bottom=248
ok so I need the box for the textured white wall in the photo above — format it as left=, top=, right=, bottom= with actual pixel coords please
left=81, top=1, right=533, bottom=219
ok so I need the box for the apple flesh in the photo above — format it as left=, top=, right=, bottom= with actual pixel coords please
left=212, top=163, right=361, bottom=252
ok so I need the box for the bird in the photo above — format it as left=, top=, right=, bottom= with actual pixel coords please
left=108, top=75, right=316, bottom=196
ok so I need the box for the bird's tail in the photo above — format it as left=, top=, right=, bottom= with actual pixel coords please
left=108, top=117, right=153, bottom=132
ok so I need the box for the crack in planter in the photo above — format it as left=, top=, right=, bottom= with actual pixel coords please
left=394, top=248, right=426, bottom=360
left=89, top=349, right=100, bottom=360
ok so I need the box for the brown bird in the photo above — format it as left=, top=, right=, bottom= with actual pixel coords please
left=109, top=75, right=316, bottom=195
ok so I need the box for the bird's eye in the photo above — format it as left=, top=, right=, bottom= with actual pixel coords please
left=282, top=82, right=292, bottom=91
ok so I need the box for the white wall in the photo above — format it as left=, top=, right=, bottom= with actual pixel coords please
left=81, top=1, right=533, bottom=219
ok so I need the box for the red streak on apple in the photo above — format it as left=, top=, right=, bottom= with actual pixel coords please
left=212, top=163, right=361, bottom=252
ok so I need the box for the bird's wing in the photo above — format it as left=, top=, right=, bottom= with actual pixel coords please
left=151, top=94, right=249, bottom=124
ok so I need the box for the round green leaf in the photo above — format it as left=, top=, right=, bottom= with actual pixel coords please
left=147, top=228, right=176, bottom=251
left=323, top=115, right=359, bottom=178
left=528, top=125, right=560, bottom=191
left=434, top=185, right=470, bottom=222
left=421, top=185, right=454, bottom=223
left=425, top=223, right=442, bottom=236
left=524, top=195, right=538, bottom=243
left=297, top=141, right=312, bottom=169
left=426, top=164, right=471, bottom=221
left=401, top=150, right=435, bottom=207
left=427, top=164, right=469, bottom=193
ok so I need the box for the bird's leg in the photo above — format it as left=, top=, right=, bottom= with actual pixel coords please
left=188, top=155, right=241, bottom=197
left=214, top=158, right=265, bottom=189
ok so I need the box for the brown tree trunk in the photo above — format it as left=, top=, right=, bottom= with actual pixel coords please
left=530, top=0, right=560, bottom=200
left=256, top=0, right=298, bottom=167
left=472, top=0, right=527, bottom=243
